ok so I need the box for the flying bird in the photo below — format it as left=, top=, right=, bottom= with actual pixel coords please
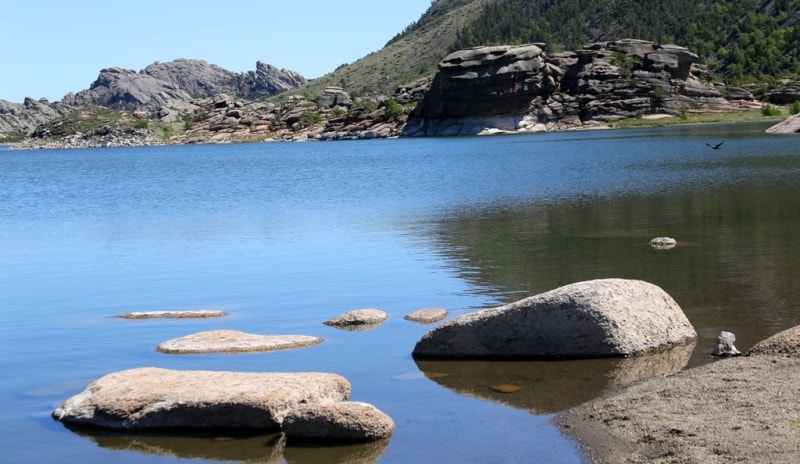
left=705, top=141, right=725, bottom=149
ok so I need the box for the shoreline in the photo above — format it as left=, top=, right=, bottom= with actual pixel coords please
left=5, top=110, right=785, bottom=151
left=556, top=350, right=800, bottom=463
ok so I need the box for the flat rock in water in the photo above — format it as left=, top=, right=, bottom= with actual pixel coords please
left=281, top=401, right=395, bottom=442
left=746, top=324, right=800, bottom=356
left=412, top=278, right=697, bottom=359
left=650, top=237, right=677, bottom=250
left=117, top=310, right=228, bottom=319
left=52, top=367, right=350, bottom=430
left=404, top=308, right=448, bottom=324
left=323, top=309, right=388, bottom=330
left=156, top=329, right=323, bottom=354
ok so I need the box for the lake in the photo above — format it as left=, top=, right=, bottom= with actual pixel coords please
left=1, top=122, right=799, bottom=463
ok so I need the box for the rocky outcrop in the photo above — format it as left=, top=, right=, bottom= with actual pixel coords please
left=156, top=330, right=323, bottom=354
left=1, top=59, right=306, bottom=138
left=766, top=113, right=800, bottom=133
left=765, top=79, right=800, bottom=104
left=323, top=309, right=389, bottom=330
left=281, top=402, right=395, bottom=442
left=67, top=59, right=306, bottom=114
left=412, top=278, right=697, bottom=359
left=404, top=39, right=759, bottom=136
left=52, top=367, right=350, bottom=430
left=0, top=97, right=75, bottom=137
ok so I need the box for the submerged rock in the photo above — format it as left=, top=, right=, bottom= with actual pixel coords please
left=412, top=278, right=697, bottom=359
left=323, top=309, right=388, bottom=330
left=117, top=309, right=227, bottom=319
left=156, top=329, right=323, bottom=354
left=404, top=308, right=449, bottom=324
left=52, top=367, right=350, bottom=431
left=281, top=401, right=395, bottom=443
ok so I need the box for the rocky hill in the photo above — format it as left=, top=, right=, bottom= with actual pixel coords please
left=13, top=39, right=782, bottom=149
left=5, top=0, right=800, bottom=145
left=0, top=59, right=305, bottom=137
left=404, top=39, right=760, bottom=136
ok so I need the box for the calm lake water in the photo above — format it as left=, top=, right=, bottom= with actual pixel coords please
left=1, top=122, right=799, bottom=463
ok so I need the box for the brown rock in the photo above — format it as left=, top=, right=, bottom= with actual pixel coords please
left=156, top=329, right=323, bottom=354
left=117, top=309, right=227, bottom=319
left=281, top=402, right=395, bottom=442
left=404, top=308, right=448, bottom=324
left=323, top=309, right=388, bottom=330
left=52, top=367, right=351, bottom=430
left=747, top=324, right=800, bottom=356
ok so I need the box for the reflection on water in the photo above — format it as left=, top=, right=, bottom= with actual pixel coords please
left=414, top=342, right=695, bottom=414
left=2, top=123, right=798, bottom=464
left=423, top=167, right=800, bottom=365
left=66, top=426, right=389, bottom=464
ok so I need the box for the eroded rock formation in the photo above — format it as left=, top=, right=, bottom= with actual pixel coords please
left=404, top=39, right=759, bottom=136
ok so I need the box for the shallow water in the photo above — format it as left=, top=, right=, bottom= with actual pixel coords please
left=1, top=122, right=799, bottom=463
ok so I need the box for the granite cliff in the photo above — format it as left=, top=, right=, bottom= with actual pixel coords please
left=0, top=59, right=305, bottom=136
left=7, top=40, right=787, bottom=148
left=403, top=39, right=760, bottom=136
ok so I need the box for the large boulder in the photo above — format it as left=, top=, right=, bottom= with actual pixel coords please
left=412, top=279, right=696, bottom=359
left=281, top=401, right=395, bottom=442
left=52, top=368, right=350, bottom=430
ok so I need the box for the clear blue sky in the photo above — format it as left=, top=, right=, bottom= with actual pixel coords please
left=0, top=0, right=433, bottom=103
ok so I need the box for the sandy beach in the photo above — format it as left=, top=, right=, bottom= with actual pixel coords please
left=557, top=353, right=800, bottom=463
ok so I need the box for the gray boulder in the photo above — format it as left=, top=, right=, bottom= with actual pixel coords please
left=281, top=401, right=395, bottom=442
left=52, top=367, right=350, bottom=430
left=712, top=331, right=741, bottom=356
left=412, top=279, right=697, bottom=359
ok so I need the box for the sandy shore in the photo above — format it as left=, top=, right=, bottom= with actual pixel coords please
left=556, top=353, right=800, bottom=463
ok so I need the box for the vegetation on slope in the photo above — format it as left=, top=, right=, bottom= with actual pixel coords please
left=449, top=0, right=800, bottom=86
left=303, top=0, right=798, bottom=97
left=293, top=0, right=492, bottom=98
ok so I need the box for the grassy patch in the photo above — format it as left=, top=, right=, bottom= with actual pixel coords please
left=611, top=109, right=779, bottom=128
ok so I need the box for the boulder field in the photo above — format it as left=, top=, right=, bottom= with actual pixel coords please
left=413, top=278, right=697, bottom=359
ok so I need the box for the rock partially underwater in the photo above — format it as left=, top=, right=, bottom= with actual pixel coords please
left=413, top=278, right=697, bottom=359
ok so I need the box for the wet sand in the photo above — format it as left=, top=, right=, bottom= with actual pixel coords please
left=556, top=354, right=800, bottom=463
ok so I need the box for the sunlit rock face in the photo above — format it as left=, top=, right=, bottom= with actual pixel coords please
left=404, top=39, right=758, bottom=136
left=412, top=278, right=697, bottom=359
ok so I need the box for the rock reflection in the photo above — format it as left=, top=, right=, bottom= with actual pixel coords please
left=284, top=438, right=390, bottom=464
left=64, top=426, right=389, bottom=463
left=414, top=342, right=695, bottom=414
